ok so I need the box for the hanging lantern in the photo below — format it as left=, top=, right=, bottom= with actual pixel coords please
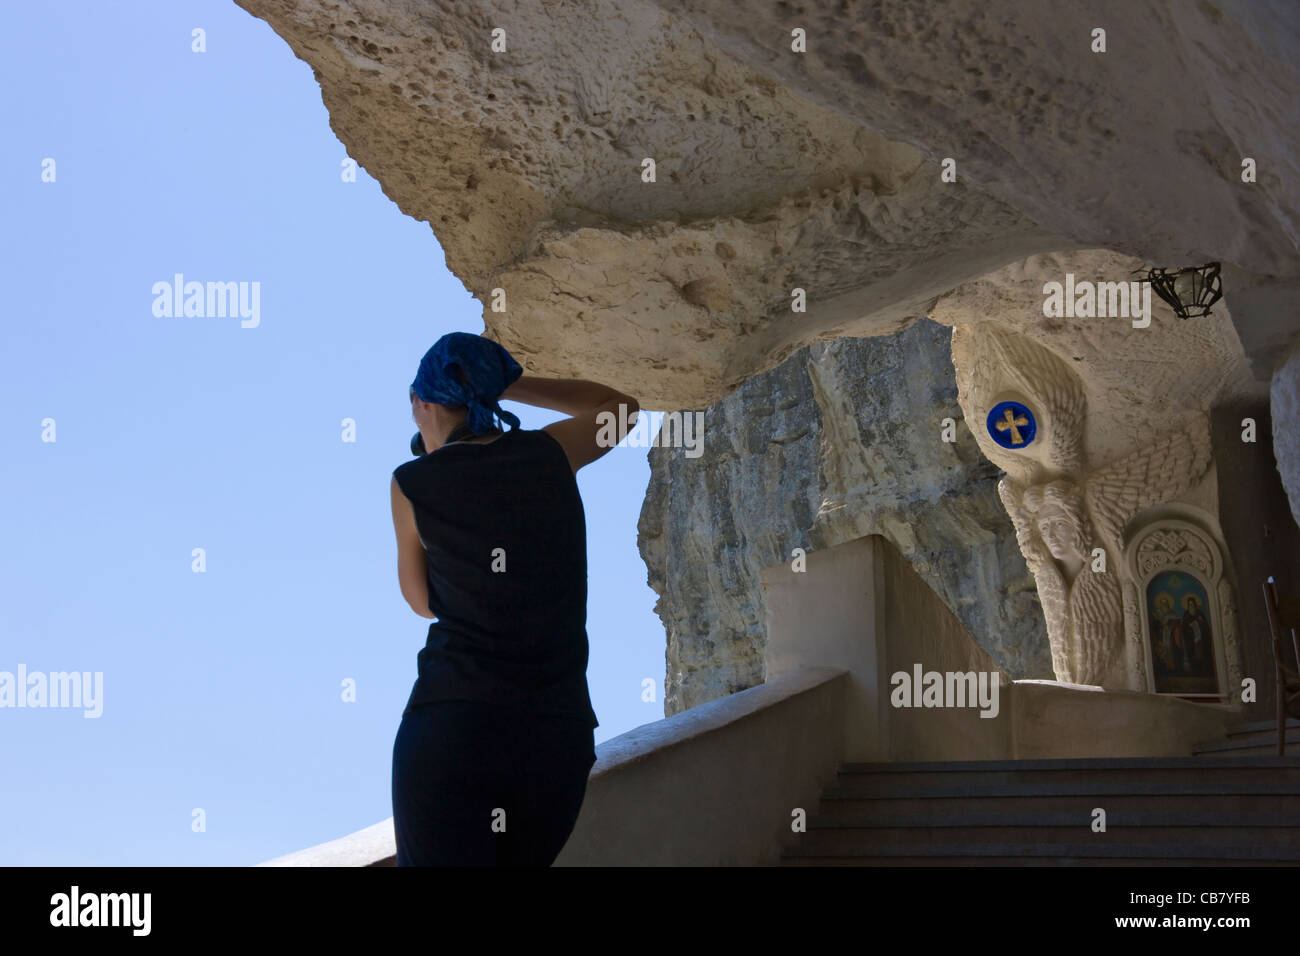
left=1140, top=262, right=1223, bottom=319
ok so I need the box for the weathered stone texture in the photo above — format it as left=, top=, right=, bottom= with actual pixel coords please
left=639, top=319, right=1049, bottom=715
left=1272, top=345, right=1300, bottom=530
left=235, top=0, right=1299, bottom=400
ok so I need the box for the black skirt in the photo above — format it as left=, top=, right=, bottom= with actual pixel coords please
left=391, top=699, right=597, bottom=866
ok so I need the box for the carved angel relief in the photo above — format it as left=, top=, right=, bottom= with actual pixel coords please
left=1001, top=430, right=1212, bottom=687
left=955, top=321, right=1217, bottom=690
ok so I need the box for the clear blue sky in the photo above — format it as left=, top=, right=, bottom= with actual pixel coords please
left=0, top=1, right=667, bottom=865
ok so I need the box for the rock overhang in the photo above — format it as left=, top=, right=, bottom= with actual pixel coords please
left=235, top=0, right=1298, bottom=406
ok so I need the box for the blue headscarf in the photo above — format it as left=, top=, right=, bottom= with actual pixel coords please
left=411, top=332, right=523, bottom=435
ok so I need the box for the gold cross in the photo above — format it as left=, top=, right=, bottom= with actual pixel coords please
left=995, top=407, right=1029, bottom=444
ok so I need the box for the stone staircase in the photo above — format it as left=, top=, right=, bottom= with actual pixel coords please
left=781, top=732, right=1300, bottom=865
left=1191, top=718, right=1300, bottom=756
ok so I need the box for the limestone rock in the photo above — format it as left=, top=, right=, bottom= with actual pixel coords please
left=1273, top=345, right=1300, bottom=530
left=638, top=319, right=1050, bottom=715
left=934, top=250, right=1262, bottom=476
left=235, top=0, right=1299, bottom=401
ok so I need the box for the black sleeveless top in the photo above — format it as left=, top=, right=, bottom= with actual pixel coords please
left=392, top=427, right=598, bottom=728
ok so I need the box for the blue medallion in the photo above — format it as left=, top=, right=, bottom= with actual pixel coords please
left=987, top=400, right=1036, bottom=449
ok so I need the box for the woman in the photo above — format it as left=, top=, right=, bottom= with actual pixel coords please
left=389, top=331, right=639, bottom=866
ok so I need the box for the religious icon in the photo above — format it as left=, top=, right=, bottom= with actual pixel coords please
left=1145, top=571, right=1218, bottom=695
left=1182, top=594, right=1212, bottom=672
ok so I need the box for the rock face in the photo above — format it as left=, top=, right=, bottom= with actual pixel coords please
left=1273, top=346, right=1300, bottom=530
left=235, top=0, right=1300, bottom=402
left=639, top=319, right=1050, bottom=715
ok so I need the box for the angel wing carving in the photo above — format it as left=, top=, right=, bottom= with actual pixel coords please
left=1084, top=429, right=1212, bottom=553
left=1000, top=476, right=1074, bottom=681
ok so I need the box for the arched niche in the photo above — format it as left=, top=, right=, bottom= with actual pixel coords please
left=1123, top=515, right=1242, bottom=704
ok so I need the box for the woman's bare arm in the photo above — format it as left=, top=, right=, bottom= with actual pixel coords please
left=391, top=476, right=436, bottom=619
left=501, top=376, right=640, bottom=473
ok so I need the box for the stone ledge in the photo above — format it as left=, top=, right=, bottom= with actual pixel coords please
left=258, top=667, right=848, bottom=866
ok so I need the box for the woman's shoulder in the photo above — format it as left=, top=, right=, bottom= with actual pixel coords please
left=392, top=456, right=420, bottom=490
left=530, top=425, right=574, bottom=462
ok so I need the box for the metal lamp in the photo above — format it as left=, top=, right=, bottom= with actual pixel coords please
left=1142, top=262, right=1223, bottom=319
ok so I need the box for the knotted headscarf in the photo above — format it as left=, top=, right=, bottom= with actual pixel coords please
left=410, top=332, right=523, bottom=435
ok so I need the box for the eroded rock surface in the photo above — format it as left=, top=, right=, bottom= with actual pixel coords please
left=639, top=319, right=1050, bottom=714
left=234, top=0, right=1300, bottom=403
left=1272, top=345, right=1300, bottom=530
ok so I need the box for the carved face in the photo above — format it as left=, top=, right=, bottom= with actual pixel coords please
left=1036, top=507, right=1083, bottom=562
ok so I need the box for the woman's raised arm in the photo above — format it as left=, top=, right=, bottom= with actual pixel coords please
left=501, top=376, right=640, bottom=473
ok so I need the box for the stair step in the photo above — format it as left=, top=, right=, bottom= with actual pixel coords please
left=819, top=793, right=1300, bottom=816
left=1228, top=718, right=1300, bottom=735
left=1194, top=744, right=1299, bottom=756
left=783, top=754, right=1300, bottom=865
left=804, top=810, right=1300, bottom=828
left=833, top=766, right=1300, bottom=790
left=794, top=825, right=1300, bottom=852
left=823, top=779, right=1300, bottom=800
left=1194, top=730, right=1300, bottom=752
left=779, top=841, right=1300, bottom=862
left=779, top=854, right=1296, bottom=867
left=840, top=755, right=1300, bottom=772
